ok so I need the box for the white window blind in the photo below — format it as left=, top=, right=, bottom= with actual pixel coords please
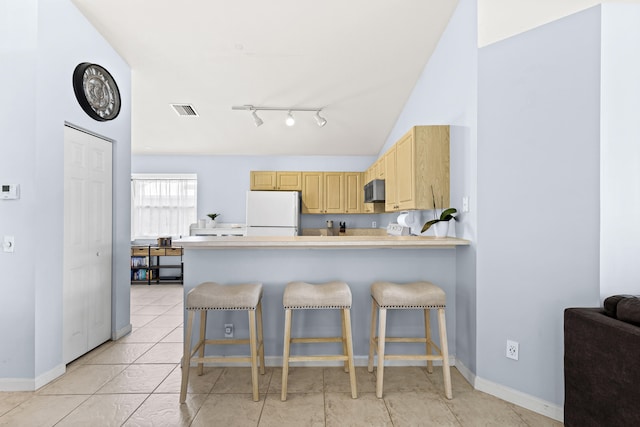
left=131, top=174, right=197, bottom=239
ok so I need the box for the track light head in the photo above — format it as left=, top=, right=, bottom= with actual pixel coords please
left=250, top=109, right=263, bottom=127
left=314, top=111, right=327, bottom=127
left=285, top=111, right=295, bottom=127
left=232, top=105, right=326, bottom=127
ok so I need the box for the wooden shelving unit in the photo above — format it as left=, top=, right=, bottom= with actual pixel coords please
left=130, top=246, right=183, bottom=285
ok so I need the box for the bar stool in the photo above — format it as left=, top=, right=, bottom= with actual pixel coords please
left=367, top=281, right=452, bottom=399
left=180, top=282, right=265, bottom=403
left=281, top=281, right=357, bottom=401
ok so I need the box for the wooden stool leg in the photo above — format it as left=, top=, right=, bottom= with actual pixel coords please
left=256, top=300, right=265, bottom=375
left=375, top=307, right=387, bottom=398
left=425, top=308, right=434, bottom=374
left=367, top=298, right=378, bottom=373
left=438, top=308, right=452, bottom=399
left=343, top=308, right=358, bottom=399
left=341, top=309, right=349, bottom=372
left=248, top=309, right=259, bottom=402
left=281, top=308, right=293, bottom=401
left=197, top=310, right=207, bottom=376
left=180, top=310, right=195, bottom=403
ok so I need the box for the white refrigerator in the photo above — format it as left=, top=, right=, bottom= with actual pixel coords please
left=245, top=191, right=300, bottom=236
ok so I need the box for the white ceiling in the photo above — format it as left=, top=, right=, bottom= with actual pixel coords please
left=71, top=0, right=639, bottom=156
left=479, top=0, right=640, bottom=47
left=71, top=0, right=459, bottom=156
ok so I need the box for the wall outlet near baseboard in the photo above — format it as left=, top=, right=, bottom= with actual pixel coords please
left=224, top=323, right=233, bottom=338
left=506, top=340, right=519, bottom=360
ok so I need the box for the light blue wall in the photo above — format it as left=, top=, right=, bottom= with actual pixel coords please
left=0, top=0, right=39, bottom=382
left=477, top=6, right=602, bottom=407
left=378, top=0, right=478, bottom=374
left=0, top=0, right=131, bottom=387
left=600, top=4, right=640, bottom=299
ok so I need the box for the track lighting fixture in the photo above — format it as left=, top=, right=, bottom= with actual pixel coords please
left=232, top=105, right=327, bottom=127
left=285, top=111, right=295, bottom=127
left=314, top=111, right=327, bottom=127
left=250, top=108, right=263, bottom=127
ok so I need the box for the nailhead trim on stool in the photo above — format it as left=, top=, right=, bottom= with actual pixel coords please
left=180, top=282, right=265, bottom=403
left=368, top=281, right=452, bottom=399
left=281, top=281, right=357, bottom=401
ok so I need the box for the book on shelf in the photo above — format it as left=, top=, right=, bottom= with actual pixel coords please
left=131, top=268, right=154, bottom=281
left=131, top=256, right=149, bottom=268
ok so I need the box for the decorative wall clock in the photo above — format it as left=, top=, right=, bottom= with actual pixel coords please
left=73, top=62, right=121, bottom=121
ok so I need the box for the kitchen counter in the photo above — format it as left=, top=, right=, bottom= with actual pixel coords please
left=178, top=234, right=470, bottom=365
left=174, top=235, right=470, bottom=249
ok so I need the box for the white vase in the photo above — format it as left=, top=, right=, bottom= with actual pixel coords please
left=207, top=219, right=217, bottom=228
left=433, top=221, right=449, bottom=238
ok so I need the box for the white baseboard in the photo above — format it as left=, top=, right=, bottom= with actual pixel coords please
left=35, top=363, right=66, bottom=390
left=0, top=363, right=66, bottom=391
left=112, top=323, right=132, bottom=341
left=474, top=374, right=564, bottom=422
left=452, top=358, right=476, bottom=386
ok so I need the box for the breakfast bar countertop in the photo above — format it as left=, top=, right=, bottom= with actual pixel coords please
left=174, top=235, right=470, bottom=249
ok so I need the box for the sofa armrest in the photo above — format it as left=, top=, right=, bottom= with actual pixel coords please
left=564, top=308, right=640, bottom=427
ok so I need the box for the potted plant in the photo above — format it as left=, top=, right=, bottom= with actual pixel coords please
left=206, top=213, right=220, bottom=228
left=421, top=188, right=457, bottom=237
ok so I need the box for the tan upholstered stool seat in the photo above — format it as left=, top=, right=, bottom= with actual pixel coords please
left=281, top=281, right=357, bottom=401
left=180, top=282, right=265, bottom=403
left=283, top=281, right=352, bottom=308
left=186, top=281, right=263, bottom=310
left=371, top=281, right=445, bottom=308
left=368, top=281, right=452, bottom=400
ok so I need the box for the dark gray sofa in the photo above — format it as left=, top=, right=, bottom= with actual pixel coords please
left=564, top=296, right=640, bottom=427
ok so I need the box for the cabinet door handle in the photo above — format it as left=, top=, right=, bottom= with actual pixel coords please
left=96, top=251, right=100, bottom=257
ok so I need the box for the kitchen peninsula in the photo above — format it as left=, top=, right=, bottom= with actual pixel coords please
left=176, top=235, right=470, bottom=364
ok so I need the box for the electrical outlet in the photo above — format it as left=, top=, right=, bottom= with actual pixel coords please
left=224, top=323, right=233, bottom=338
left=372, top=221, right=377, bottom=228
left=506, top=340, right=519, bottom=360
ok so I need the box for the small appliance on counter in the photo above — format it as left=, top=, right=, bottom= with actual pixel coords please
left=387, top=223, right=411, bottom=236
left=326, top=220, right=335, bottom=236
left=246, top=191, right=300, bottom=236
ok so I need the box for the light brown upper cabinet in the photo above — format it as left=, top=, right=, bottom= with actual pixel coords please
left=302, top=172, right=346, bottom=214
left=250, top=171, right=302, bottom=191
left=324, top=172, right=345, bottom=214
left=344, top=172, right=363, bottom=214
left=376, top=157, right=385, bottom=179
left=384, top=125, right=450, bottom=212
left=384, top=146, right=398, bottom=211
left=368, top=157, right=385, bottom=181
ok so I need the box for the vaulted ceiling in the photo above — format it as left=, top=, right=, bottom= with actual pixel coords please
left=71, top=0, right=638, bottom=156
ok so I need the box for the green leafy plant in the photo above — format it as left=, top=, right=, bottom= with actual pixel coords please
left=207, top=213, right=220, bottom=221
left=421, top=187, right=457, bottom=233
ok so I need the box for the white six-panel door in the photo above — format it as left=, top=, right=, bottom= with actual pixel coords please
left=63, top=125, right=113, bottom=363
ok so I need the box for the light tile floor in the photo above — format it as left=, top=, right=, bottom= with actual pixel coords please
left=0, top=285, right=563, bottom=426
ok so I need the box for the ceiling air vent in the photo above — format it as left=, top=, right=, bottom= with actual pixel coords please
left=170, top=104, right=199, bottom=117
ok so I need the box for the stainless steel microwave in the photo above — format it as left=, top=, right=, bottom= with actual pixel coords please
left=364, top=179, right=385, bottom=203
